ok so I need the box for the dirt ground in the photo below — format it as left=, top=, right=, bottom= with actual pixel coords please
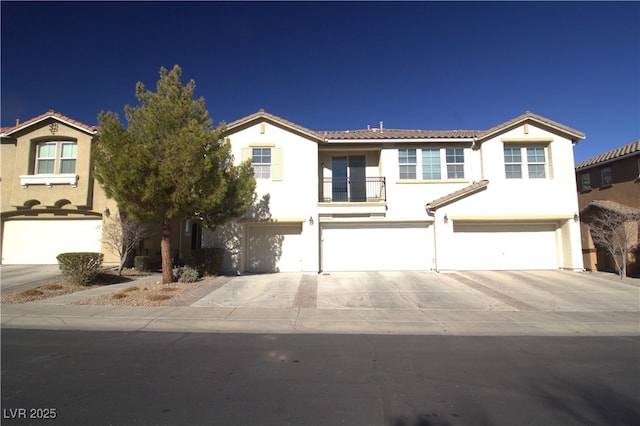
left=0, top=269, right=207, bottom=306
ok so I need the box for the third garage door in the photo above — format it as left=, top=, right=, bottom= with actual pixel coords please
left=321, top=223, right=433, bottom=272
left=451, top=223, right=558, bottom=270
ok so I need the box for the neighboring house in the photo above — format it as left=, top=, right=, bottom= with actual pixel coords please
left=575, top=140, right=640, bottom=276
left=0, top=111, right=196, bottom=265
left=204, top=110, right=585, bottom=274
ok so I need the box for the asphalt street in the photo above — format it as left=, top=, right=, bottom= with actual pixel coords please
left=1, top=329, right=639, bottom=426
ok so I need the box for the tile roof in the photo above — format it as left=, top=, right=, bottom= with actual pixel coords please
left=319, top=129, right=480, bottom=140
left=580, top=200, right=640, bottom=216
left=226, top=110, right=584, bottom=144
left=425, top=180, right=490, bottom=211
left=0, top=110, right=97, bottom=136
left=575, top=140, right=640, bottom=170
left=478, top=111, right=585, bottom=142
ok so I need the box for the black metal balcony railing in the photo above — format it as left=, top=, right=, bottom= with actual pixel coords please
left=320, top=177, right=386, bottom=202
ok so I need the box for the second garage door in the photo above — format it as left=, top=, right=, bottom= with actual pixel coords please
left=321, top=223, right=433, bottom=272
left=451, top=223, right=558, bottom=270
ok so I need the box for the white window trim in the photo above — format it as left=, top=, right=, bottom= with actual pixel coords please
left=20, top=174, right=78, bottom=188
left=398, top=147, right=467, bottom=181
left=34, top=140, right=78, bottom=175
left=251, top=147, right=272, bottom=179
left=504, top=145, right=547, bottom=179
left=398, top=148, right=417, bottom=179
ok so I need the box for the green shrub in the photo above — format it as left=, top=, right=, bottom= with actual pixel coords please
left=189, top=248, right=224, bottom=276
left=134, top=256, right=150, bottom=272
left=179, top=265, right=200, bottom=283
left=56, top=252, right=104, bottom=286
left=172, top=266, right=184, bottom=282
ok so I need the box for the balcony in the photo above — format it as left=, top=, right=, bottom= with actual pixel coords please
left=319, top=177, right=386, bottom=202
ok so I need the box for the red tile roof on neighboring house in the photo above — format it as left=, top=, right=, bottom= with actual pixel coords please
left=425, top=179, right=490, bottom=212
left=575, top=140, right=640, bottom=170
left=0, top=110, right=97, bottom=136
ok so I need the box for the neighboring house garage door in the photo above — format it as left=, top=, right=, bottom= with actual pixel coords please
left=321, top=223, right=433, bottom=272
left=246, top=223, right=303, bottom=273
left=2, top=219, right=102, bottom=264
left=451, top=223, right=558, bottom=270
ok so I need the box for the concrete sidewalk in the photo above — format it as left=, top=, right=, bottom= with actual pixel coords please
left=1, top=272, right=638, bottom=336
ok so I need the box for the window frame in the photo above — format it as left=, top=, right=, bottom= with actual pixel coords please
left=34, top=140, right=78, bottom=175
left=445, top=147, right=465, bottom=179
left=579, top=172, right=591, bottom=191
left=421, top=148, right=441, bottom=180
left=600, top=166, right=612, bottom=186
left=398, top=147, right=466, bottom=181
left=503, top=145, right=547, bottom=179
left=398, top=148, right=417, bottom=179
left=251, top=147, right=272, bottom=179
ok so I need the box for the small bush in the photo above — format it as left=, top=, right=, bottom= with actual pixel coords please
left=57, top=252, right=104, bottom=286
left=134, top=256, right=150, bottom=272
left=112, top=293, right=127, bottom=299
left=179, top=265, right=200, bottom=283
left=189, top=248, right=224, bottom=276
left=172, top=267, right=184, bottom=282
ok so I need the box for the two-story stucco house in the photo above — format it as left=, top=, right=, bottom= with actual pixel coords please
left=204, top=110, right=585, bottom=274
left=576, top=140, right=640, bottom=276
left=1, top=111, right=197, bottom=265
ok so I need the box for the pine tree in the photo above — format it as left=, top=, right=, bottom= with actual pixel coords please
left=94, top=65, right=255, bottom=283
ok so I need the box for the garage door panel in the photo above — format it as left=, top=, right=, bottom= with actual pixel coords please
left=247, top=224, right=303, bottom=273
left=322, top=223, right=432, bottom=272
left=3, top=220, right=102, bottom=264
left=452, top=223, right=557, bottom=270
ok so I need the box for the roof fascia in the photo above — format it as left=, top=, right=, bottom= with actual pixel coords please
left=478, top=116, right=585, bottom=143
left=5, top=115, right=97, bottom=137
left=224, top=113, right=323, bottom=143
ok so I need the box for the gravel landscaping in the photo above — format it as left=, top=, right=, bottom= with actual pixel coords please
left=0, top=269, right=208, bottom=307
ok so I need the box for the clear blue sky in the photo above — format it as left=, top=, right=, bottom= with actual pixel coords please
left=2, top=1, right=638, bottom=163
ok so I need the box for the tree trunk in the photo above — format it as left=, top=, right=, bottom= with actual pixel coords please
left=161, top=218, right=173, bottom=284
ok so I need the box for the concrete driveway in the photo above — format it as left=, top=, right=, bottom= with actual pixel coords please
left=0, top=264, right=62, bottom=296
left=193, top=270, right=639, bottom=313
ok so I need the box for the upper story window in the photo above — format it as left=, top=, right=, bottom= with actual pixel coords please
left=35, top=141, right=77, bottom=174
left=251, top=147, right=271, bottom=179
left=398, top=147, right=466, bottom=180
left=398, top=148, right=417, bottom=179
left=600, top=167, right=612, bottom=185
left=579, top=172, right=591, bottom=191
left=421, top=149, right=440, bottom=180
left=446, top=148, right=465, bottom=179
left=504, top=146, right=546, bottom=179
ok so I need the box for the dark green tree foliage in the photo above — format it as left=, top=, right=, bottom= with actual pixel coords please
left=94, top=65, right=255, bottom=283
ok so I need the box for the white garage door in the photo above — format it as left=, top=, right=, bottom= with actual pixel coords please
left=452, top=223, right=558, bottom=270
left=321, top=223, right=433, bottom=272
left=247, top=223, right=303, bottom=273
left=2, top=219, right=103, bottom=264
